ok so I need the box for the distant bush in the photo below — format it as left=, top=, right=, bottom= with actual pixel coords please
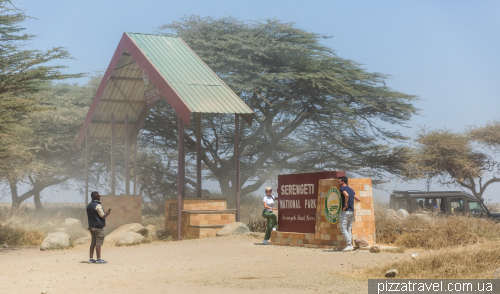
left=0, top=223, right=45, bottom=246
left=375, top=206, right=500, bottom=249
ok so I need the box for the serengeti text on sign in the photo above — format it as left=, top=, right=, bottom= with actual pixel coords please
left=277, top=171, right=345, bottom=233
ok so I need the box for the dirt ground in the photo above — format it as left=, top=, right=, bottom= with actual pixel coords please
left=0, top=234, right=408, bottom=294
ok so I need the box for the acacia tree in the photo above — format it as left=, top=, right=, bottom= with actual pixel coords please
left=399, top=122, right=500, bottom=199
left=0, top=1, right=83, bottom=207
left=142, top=16, right=418, bottom=200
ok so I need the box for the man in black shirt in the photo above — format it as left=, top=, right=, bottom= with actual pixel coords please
left=338, top=177, right=360, bottom=251
left=86, top=191, right=110, bottom=263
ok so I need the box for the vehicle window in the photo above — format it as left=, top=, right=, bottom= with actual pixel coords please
left=395, top=199, right=407, bottom=211
left=468, top=201, right=483, bottom=214
left=425, top=198, right=440, bottom=212
left=451, top=198, right=464, bottom=214
left=413, top=198, right=425, bottom=212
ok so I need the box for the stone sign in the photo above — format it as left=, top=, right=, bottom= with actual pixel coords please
left=277, top=171, right=345, bottom=233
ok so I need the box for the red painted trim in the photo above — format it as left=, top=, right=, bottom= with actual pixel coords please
left=76, top=33, right=128, bottom=148
left=123, top=34, right=192, bottom=125
left=76, top=33, right=193, bottom=147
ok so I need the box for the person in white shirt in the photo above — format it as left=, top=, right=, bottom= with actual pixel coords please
left=262, top=186, right=277, bottom=245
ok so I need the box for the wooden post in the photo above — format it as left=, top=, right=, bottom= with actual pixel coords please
left=85, top=128, right=89, bottom=206
left=177, top=115, right=185, bottom=240
left=125, top=114, right=130, bottom=195
left=196, top=113, right=202, bottom=198
left=235, top=114, right=240, bottom=222
left=133, top=126, right=137, bottom=195
left=110, top=114, right=116, bottom=195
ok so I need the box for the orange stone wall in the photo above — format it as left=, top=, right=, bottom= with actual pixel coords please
left=271, top=178, right=375, bottom=248
left=100, top=195, right=142, bottom=234
left=164, top=198, right=235, bottom=238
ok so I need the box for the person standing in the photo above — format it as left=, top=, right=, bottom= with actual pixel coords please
left=262, top=186, right=277, bottom=245
left=87, top=191, right=110, bottom=263
left=338, top=176, right=360, bottom=251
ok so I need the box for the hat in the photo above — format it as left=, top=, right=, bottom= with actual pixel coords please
left=265, top=187, right=273, bottom=191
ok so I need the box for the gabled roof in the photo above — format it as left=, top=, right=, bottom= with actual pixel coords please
left=76, top=32, right=254, bottom=147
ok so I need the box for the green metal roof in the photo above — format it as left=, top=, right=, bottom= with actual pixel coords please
left=127, top=33, right=253, bottom=115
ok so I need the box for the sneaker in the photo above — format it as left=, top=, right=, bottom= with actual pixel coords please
left=95, top=259, right=108, bottom=264
left=272, top=228, right=276, bottom=232
left=88, top=259, right=96, bottom=263
left=343, top=246, right=354, bottom=252
left=263, top=240, right=269, bottom=245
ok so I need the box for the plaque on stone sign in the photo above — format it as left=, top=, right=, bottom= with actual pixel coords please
left=144, top=88, right=163, bottom=105
left=169, top=203, right=178, bottom=221
left=277, top=171, right=345, bottom=233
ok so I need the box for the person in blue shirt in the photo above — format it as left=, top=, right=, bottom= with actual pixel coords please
left=338, top=176, right=361, bottom=251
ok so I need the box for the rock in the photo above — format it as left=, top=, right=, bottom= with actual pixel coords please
left=384, top=209, right=397, bottom=216
left=104, top=223, right=148, bottom=243
left=493, top=268, right=500, bottom=279
left=370, top=245, right=381, bottom=253
left=2, top=243, right=8, bottom=248
left=54, top=228, right=67, bottom=233
left=385, top=269, right=398, bottom=278
left=397, top=209, right=409, bottom=219
left=149, top=230, right=166, bottom=239
left=74, top=237, right=90, bottom=244
left=216, top=222, right=251, bottom=236
left=354, top=238, right=370, bottom=248
left=145, top=224, right=157, bottom=234
left=41, top=222, right=56, bottom=233
left=40, top=232, right=71, bottom=250
left=115, top=232, right=144, bottom=245
left=64, top=218, right=82, bottom=227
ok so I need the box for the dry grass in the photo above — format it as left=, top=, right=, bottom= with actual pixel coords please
left=354, top=242, right=500, bottom=279
left=241, top=194, right=267, bottom=232
left=375, top=207, right=500, bottom=249
left=142, top=215, right=165, bottom=231
left=0, top=204, right=86, bottom=246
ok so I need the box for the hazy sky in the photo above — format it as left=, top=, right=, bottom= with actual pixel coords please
left=6, top=0, right=500, bottom=202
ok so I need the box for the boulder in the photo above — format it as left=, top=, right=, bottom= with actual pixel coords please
left=115, top=232, right=144, bottom=245
left=216, top=222, right=251, bottom=236
left=397, top=209, right=409, bottom=219
left=149, top=230, right=166, bottom=239
left=493, top=268, right=500, bottom=279
left=40, top=232, right=71, bottom=250
left=41, top=222, right=56, bottom=233
left=145, top=224, right=157, bottom=234
left=385, top=269, right=398, bottom=278
left=74, top=237, right=90, bottom=244
left=354, top=238, right=370, bottom=248
left=64, top=218, right=82, bottom=227
left=54, top=228, right=67, bottom=233
left=104, top=223, right=148, bottom=243
left=384, top=209, right=397, bottom=216
left=370, top=245, right=381, bottom=253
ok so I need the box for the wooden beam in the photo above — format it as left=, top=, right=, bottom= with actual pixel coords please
left=235, top=115, right=240, bottom=222
left=196, top=113, right=202, bottom=198
left=125, top=114, right=130, bottom=195
left=109, top=76, right=142, bottom=81
left=91, top=120, right=138, bottom=124
left=177, top=115, right=185, bottom=241
left=110, top=114, right=116, bottom=195
left=89, top=137, right=125, bottom=141
left=133, top=127, right=138, bottom=195
left=100, top=99, right=146, bottom=104
left=85, top=129, right=89, bottom=206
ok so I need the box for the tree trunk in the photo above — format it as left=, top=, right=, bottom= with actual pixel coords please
left=218, top=175, right=235, bottom=208
left=34, top=188, right=43, bottom=211
left=9, top=181, right=21, bottom=209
